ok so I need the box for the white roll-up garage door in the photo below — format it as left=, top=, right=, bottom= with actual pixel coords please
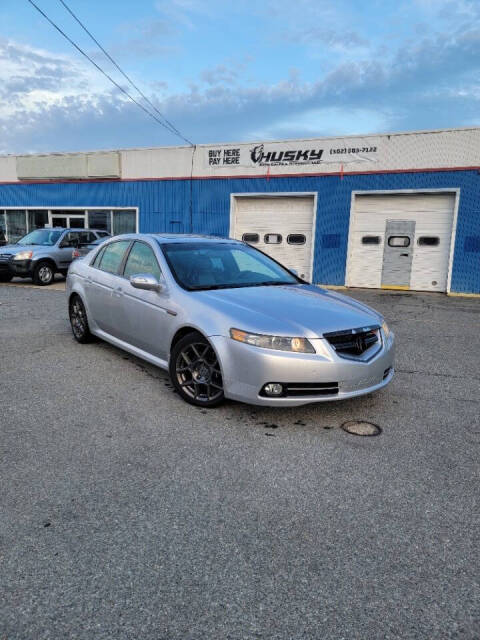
left=346, top=192, right=456, bottom=292
left=231, top=195, right=315, bottom=281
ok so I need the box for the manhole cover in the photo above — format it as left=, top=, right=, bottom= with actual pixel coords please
left=341, top=420, right=382, bottom=437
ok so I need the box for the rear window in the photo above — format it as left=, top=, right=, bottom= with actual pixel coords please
left=97, top=240, right=131, bottom=274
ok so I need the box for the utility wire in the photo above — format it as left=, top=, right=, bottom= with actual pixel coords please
left=57, top=0, right=191, bottom=144
left=26, top=0, right=193, bottom=146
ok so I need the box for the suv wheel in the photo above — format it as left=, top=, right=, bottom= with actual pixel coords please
left=69, top=295, right=93, bottom=343
left=170, top=331, right=224, bottom=407
left=33, top=261, right=55, bottom=286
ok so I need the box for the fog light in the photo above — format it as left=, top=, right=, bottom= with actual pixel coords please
left=263, top=383, right=284, bottom=396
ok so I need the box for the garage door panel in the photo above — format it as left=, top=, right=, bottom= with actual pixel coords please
left=232, top=195, right=315, bottom=281
left=347, top=193, right=455, bottom=292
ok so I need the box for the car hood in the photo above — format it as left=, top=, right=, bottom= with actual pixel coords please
left=197, top=284, right=382, bottom=338
left=0, top=243, right=43, bottom=254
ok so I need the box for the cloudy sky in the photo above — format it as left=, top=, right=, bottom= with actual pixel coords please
left=1, top=0, right=479, bottom=153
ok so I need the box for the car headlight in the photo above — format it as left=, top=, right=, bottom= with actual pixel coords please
left=381, top=320, right=391, bottom=339
left=13, top=251, right=33, bottom=260
left=230, top=328, right=315, bottom=353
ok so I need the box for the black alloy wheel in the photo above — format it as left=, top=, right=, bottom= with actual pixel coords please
left=69, top=295, right=93, bottom=343
left=170, top=331, right=224, bottom=407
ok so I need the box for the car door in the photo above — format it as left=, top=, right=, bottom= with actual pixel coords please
left=119, top=240, right=172, bottom=360
left=86, top=240, right=132, bottom=336
left=55, top=231, right=80, bottom=271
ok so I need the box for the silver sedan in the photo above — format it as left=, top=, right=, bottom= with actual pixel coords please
left=66, top=234, right=395, bottom=407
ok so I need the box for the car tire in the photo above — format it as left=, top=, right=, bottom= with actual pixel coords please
left=0, top=273, right=13, bottom=282
left=33, top=261, right=55, bottom=286
left=69, top=295, right=94, bottom=343
left=169, top=331, right=225, bottom=407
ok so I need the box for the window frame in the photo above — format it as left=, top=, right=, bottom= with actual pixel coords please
left=264, top=233, right=283, bottom=245
left=241, top=233, right=260, bottom=244
left=417, top=236, right=440, bottom=247
left=287, top=234, right=306, bottom=246
left=361, top=235, right=381, bottom=245
left=387, top=235, right=411, bottom=248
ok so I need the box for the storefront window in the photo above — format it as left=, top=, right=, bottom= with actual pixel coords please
left=6, top=210, right=27, bottom=243
left=28, top=210, right=49, bottom=231
left=88, top=210, right=111, bottom=233
left=112, top=210, right=136, bottom=235
left=0, top=212, right=6, bottom=245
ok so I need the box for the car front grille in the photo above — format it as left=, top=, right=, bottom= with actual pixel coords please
left=0, top=253, right=12, bottom=262
left=323, top=325, right=380, bottom=360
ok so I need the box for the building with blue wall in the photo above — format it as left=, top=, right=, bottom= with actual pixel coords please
left=1, top=127, right=479, bottom=293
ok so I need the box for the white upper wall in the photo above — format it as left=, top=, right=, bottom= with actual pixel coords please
left=1, top=127, right=479, bottom=182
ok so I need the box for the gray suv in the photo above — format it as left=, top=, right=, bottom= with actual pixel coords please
left=0, top=228, right=110, bottom=285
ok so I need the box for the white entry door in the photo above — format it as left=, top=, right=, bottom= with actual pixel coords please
left=231, top=195, right=315, bottom=281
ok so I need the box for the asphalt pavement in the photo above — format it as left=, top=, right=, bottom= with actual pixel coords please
left=0, top=284, right=478, bottom=639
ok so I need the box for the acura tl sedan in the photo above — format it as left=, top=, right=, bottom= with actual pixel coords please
left=67, top=234, right=395, bottom=407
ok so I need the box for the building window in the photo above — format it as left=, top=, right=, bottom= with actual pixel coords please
left=287, top=234, right=306, bottom=245
left=112, top=210, right=136, bottom=235
left=361, top=235, right=381, bottom=245
left=264, top=233, right=282, bottom=244
left=388, top=236, right=410, bottom=247
left=88, top=210, right=111, bottom=233
left=6, top=210, right=27, bottom=243
left=418, top=236, right=440, bottom=246
left=28, top=210, right=49, bottom=231
left=242, top=233, right=259, bottom=243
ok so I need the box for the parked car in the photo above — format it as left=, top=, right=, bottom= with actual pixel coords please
left=67, top=234, right=395, bottom=408
left=0, top=228, right=111, bottom=285
left=72, top=236, right=108, bottom=260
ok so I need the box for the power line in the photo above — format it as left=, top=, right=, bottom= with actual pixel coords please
left=26, top=0, right=193, bottom=146
left=57, top=0, right=190, bottom=143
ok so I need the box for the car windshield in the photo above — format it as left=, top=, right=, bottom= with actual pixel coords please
left=160, top=241, right=299, bottom=290
left=17, top=229, right=63, bottom=246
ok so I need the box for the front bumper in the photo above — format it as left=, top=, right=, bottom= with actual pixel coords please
left=210, top=332, right=395, bottom=407
left=9, top=259, right=33, bottom=276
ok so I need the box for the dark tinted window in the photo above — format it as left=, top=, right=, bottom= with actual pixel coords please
left=242, top=233, right=259, bottom=243
left=123, top=241, right=161, bottom=281
left=418, top=236, right=440, bottom=246
left=362, top=236, right=381, bottom=245
left=264, top=233, right=282, bottom=244
left=388, top=236, right=410, bottom=247
left=98, top=240, right=131, bottom=274
left=287, top=234, right=306, bottom=245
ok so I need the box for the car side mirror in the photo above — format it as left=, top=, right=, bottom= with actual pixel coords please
left=130, top=273, right=163, bottom=292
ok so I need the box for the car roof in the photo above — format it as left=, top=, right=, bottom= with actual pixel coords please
left=40, top=228, right=109, bottom=233
left=150, top=233, right=241, bottom=245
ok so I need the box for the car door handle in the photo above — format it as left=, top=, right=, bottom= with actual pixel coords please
left=400, top=253, right=409, bottom=257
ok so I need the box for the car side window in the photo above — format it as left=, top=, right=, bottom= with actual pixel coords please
left=97, top=241, right=131, bottom=274
left=123, top=241, right=162, bottom=281
left=59, top=232, right=80, bottom=248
